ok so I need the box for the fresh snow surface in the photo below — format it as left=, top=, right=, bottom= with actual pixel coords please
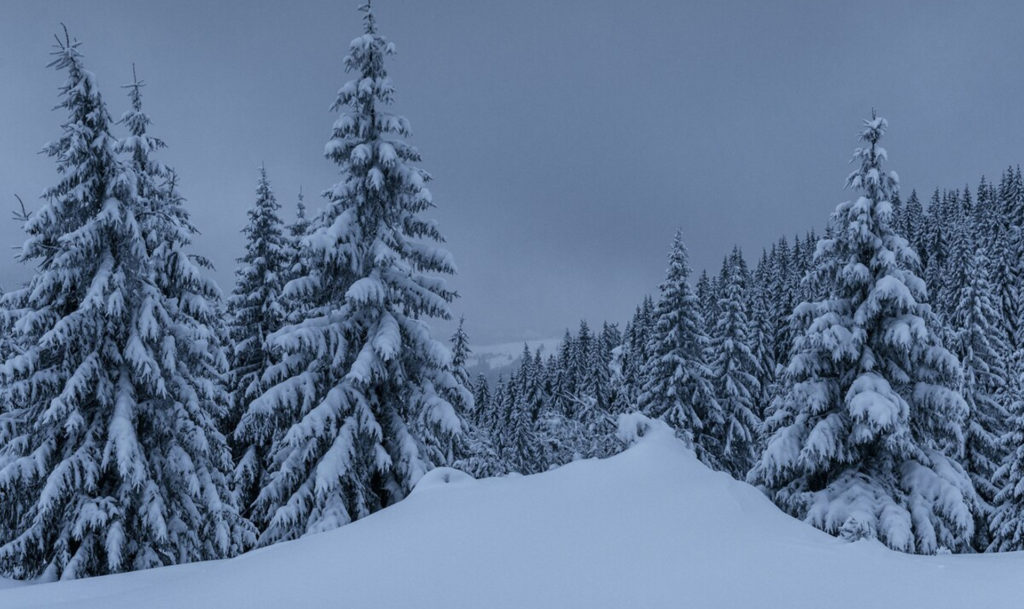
left=3, top=427, right=1024, bottom=608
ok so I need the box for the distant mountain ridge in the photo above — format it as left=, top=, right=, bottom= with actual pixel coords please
left=466, top=338, right=562, bottom=385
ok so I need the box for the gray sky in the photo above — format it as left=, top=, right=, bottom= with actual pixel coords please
left=3, top=1, right=1024, bottom=344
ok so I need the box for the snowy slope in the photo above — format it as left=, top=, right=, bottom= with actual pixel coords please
left=3, top=425, right=1023, bottom=608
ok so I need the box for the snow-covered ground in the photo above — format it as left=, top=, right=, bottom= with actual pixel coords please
left=2, top=423, right=1023, bottom=608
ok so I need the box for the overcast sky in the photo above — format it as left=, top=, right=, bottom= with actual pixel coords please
left=3, top=1, right=1024, bottom=343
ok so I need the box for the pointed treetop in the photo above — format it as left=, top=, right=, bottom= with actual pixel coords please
left=122, top=62, right=145, bottom=110
left=846, top=111, right=898, bottom=207
left=118, top=63, right=154, bottom=139
left=668, top=228, right=692, bottom=273
left=360, top=1, right=377, bottom=34
left=48, top=23, right=84, bottom=74
left=295, top=186, right=306, bottom=219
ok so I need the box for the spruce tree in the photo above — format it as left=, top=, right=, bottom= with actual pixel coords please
left=749, top=251, right=777, bottom=419
left=447, top=319, right=500, bottom=478
left=991, top=392, right=1024, bottom=551
left=897, top=189, right=924, bottom=251
left=471, top=374, right=491, bottom=428
left=507, top=348, right=548, bottom=473
left=597, top=322, right=622, bottom=411
left=120, top=68, right=253, bottom=561
left=994, top=168, right=1024, bottom=373
left=750, top=114, right=977, bottom=554
left=613, top=298, right=654, bottom=414
left=709, top=248, right=762, bottom=478
left=638, top=230, right=722, bottom=468
left=946, top=231, right=1009, bottom=550
left=768, top=237, right=795, bottom=372
left=695, top=270, right=717, bottom=337
left=281, top=188, right=312, bottom=326
left=234, top=5, right=465, bottom=545
left=227, top=166, right=289, bottom=519
left=0, top=37, right=249, bottom=579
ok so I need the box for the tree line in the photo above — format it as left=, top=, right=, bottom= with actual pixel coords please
left=466, top=120, right=1024, bottom=555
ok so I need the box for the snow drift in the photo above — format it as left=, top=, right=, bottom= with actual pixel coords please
left=2, top=421, right=1022, bottom=608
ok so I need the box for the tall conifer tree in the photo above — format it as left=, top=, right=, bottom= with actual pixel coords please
left=750, top=114, right=976, bottom=554
left=235, top=5, right=465, bottom=545
left=709, top=248, right=762, bottom=477
left=638, top=231, right=722, bottom=468
left=227, top=167, right=289, bottom=519
left=0, top=37, right=249, bottom=579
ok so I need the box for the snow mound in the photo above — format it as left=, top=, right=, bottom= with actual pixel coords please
left=615, top=410, right=677, bottom=446
left=3, top=427, right=1024, bottom=608
left=410, top=467, right=475, bottom=495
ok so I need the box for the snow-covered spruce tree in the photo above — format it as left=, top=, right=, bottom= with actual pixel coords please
left=991, top=387, right=1024, bottom=551
left=504, top=349, right=549, bottom=473
left=551, top=329, right=577, bottom=418
left=709, top=248, right=762, bottom=478
left=945, top=217, right=1010, bottom=551
left=471, top=374, right=491, bottom=427
left=993, top=167, right=1024, bottom=374
left=0, top=38, right=250, bottom=580
left=638, top=230, right=723, bottom=469
left=613, top=297, right=655, bottom=414
left=447, top=319, right=501, bottom=478
left=289, top=188, right=311, bottom=251
left=749, top=114, right=977, bottom=554
left=120, top=68, right=254, bottom=563
left=749, top=251, right=777, bottom=420
left=597, top=322, right=622, bottom=412
left=695, top=269, right=718, bottom=340
left=767, top=237, right=796, bottom=373
left=280, top=189, right=312, bottom=326
left=227, top=166, right=289, bottom=519
left=896, top=190, right=924, bottom=252
left=235, top=5, right=465, bottom=545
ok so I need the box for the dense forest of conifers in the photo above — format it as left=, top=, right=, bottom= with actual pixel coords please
left=2, top=6, right=1024, bottom=583
left=467, top=163, right=1024, bottom=555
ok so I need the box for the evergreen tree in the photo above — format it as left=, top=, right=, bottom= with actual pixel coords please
left=597, top=322, right=622, bottom=411
left=612, top=299, right=649, bottom=414
left=471, top=374, right=491, bottom=428
left=501, top=354, right=546, bottom=474
left=281, top=188, right=312, bottom=325
left=994, top=167, right=1024, bottom=372
left=638, top=230, right=722, bottom=468
left=750, top=114, right=977, bottom=554
left=289, top=188, right=311, bottom=247
left=748, top=251, right=777, bottom=419
left=227, top=167, right=290, bottom=518
left=573, top=321, right=598, bottom=403
left=235, top=5, right=465, bottom=545
left=898, top=189, right=924, bottom=252
left=921, top=189, right=950, bottom=301
left=991, top=392, right=1024, bottom=551
left=695, top=270, right=717, bottom=337
left=709, top=248, right=762, bottom=477
left=552, top=329, right=577, bottom=418
left=447, top=319, right=500, bottom=478
left=0, top=38, right=249, bottom=579
left=946, top=228, right=1009, bottom=550
left=768, top=237, right=795, bottom=372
